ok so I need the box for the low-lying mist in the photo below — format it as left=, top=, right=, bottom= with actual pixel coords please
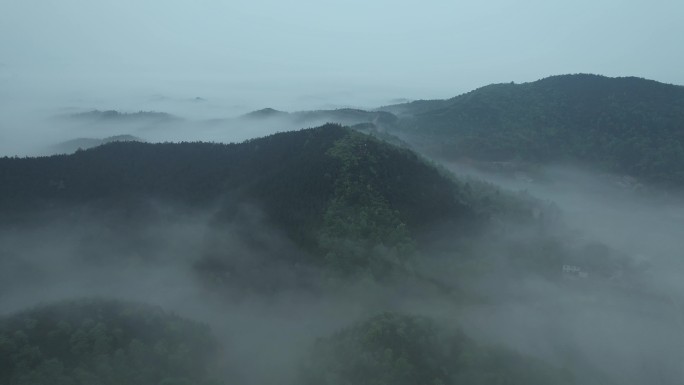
left=2, top=168, right=683, bottom=384
left=0, top=202, right=374, bottom=384
left=422, top=158, right=684, bottom=385
left=0, top=200, right=467, bottom=384
left=0, top=79, right=409, bottom=156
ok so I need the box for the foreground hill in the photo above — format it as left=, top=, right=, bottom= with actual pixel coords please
left=383, top=74, right=684, bottom=186
left=0, top=299, right=221, bottom=385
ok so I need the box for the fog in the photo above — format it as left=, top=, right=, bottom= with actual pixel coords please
left=0, top=202, right=375, bottom=384
left=0, top=85, right=404, bottom=156
left=438, top=161, right=684, bottom=283
left=423, top=160, right=684, bottom=385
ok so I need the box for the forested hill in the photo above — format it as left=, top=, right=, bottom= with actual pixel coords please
left=2, top=125, right=521, bottom=275
left=0, top=124, right=470, bottom=227
left=383, top=74, right=684, bottom=187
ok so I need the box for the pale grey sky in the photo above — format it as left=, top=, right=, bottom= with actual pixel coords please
left=1, top=0, right=683, bottom=110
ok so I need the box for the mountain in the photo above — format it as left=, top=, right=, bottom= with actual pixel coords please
left=1, top=125, right=537, bottom=278
left=240, top=107, right=290, bottom=119
left=51, top=134, right=143, bottom=154
left=0, top=299, right=221, bottom=385
left=299, top=312, right=574, bottom=385
left=381, top=74, right=684, bottom=187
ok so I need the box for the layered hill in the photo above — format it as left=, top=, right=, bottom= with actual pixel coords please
left=382, top=74, right=684, bottom=186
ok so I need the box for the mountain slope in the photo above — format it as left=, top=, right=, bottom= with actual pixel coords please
left=383, top=74, right=684, bottom=186
left=1, top=125, right=512, bottom=276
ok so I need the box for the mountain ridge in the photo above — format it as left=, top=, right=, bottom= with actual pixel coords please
left=2, top=124, right=531, bottom=277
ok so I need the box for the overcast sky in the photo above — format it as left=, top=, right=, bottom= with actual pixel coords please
left=1, top=0, right=683, bottom=111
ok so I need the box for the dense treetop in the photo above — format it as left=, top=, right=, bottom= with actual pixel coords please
left=0, top=299, right=221, bottom=385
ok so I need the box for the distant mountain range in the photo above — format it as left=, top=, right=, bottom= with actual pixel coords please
left=52, top=74, right=684, bottom=188
left=221, top=74, right=684, bottom=188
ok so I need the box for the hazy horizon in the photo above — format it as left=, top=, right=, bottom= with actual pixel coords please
left=2, top=0, right=684, bottom=115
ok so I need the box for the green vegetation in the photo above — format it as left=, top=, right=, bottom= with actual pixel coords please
left=387, top=74, right=684, bottom=187
left=300, top=312, right=574, bottom=385
left=319, top=132, right=417, bottom=275
left=0, top=299, right=221, bottom=385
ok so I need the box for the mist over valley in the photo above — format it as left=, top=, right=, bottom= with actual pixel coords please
left=2, top=1, right=684, bottom=383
